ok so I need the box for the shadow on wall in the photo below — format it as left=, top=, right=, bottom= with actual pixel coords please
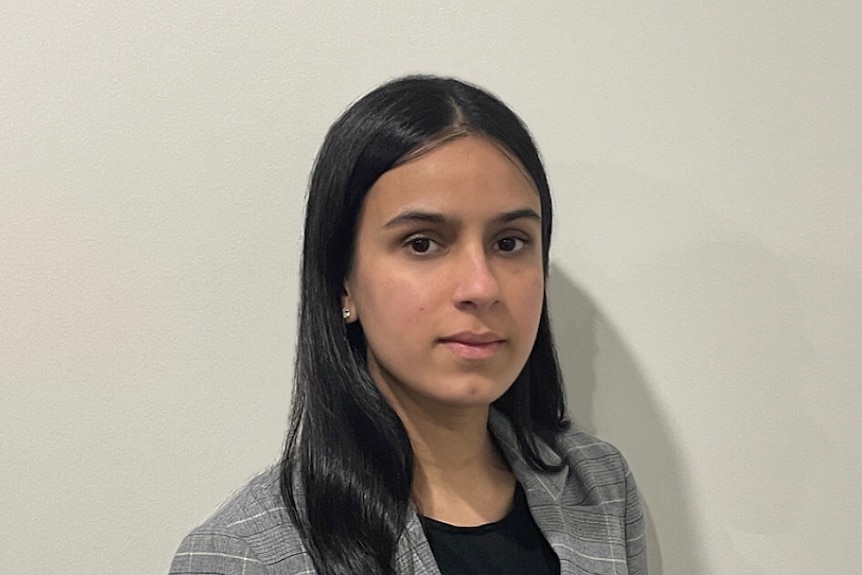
left=548, top=268, right=703, bottom=575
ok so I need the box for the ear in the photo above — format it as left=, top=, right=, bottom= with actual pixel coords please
left=341, top=283, right=358, bottom=323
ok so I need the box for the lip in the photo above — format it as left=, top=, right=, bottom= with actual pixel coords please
left=438, top=331, right=505, bottom=359
left=439, top=331, right=505, bottom=345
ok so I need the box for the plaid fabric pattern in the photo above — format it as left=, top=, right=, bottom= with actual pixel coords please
left=169, top=410, right=647, bottom=574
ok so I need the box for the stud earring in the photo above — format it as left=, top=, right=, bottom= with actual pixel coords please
left=342, top=307, right=351, bottom=320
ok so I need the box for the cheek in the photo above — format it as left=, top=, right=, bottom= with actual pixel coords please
left=519, top=273, right=546, bottom=329
left=357, top=272, right=434, bottom=328
left=517, top=269, right=544, bottom=304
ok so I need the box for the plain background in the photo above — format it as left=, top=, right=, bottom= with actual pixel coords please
left=2, top=2, right=860, bottom=574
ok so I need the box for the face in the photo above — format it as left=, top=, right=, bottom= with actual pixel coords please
left=343, top=136, right=545, bottom=420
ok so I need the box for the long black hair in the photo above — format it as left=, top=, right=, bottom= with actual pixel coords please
left=280, top=75, right=569, bottom=575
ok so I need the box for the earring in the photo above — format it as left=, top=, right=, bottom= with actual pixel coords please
left=342, top=307, right=351, bottom=320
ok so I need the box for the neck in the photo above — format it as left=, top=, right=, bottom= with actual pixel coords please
left=396, top=404, right=516, bottom=526
left=408, top=405, right=496, bottom=473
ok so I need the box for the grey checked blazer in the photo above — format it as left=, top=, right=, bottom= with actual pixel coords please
left=169, top=411, right=647, bottom=574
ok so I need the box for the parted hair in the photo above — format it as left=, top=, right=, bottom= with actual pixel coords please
left=280, top=75, right=569, bottom=575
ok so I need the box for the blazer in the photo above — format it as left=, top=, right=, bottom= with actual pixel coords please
left=169, top=411, right=647, bottom=575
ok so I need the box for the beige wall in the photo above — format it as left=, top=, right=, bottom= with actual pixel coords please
left=2, top=2, right=860, bottom=573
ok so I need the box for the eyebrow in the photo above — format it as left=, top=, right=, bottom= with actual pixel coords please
left=382, top=208, right=541, bottom=229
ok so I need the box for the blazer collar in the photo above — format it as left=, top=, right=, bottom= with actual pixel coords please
left=488, top=408, right=569, bottom=501
left=396, top=410, right=580, bottom=575
left=491, top=411, right=616, bottom=575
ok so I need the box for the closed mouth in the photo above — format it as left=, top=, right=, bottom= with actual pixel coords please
left=438, top=331, right=505, bottom=345
left=438, top=332, right=506, bottom=359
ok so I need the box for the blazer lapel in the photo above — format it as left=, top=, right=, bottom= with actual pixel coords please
left=489, top=411, right=629, bottom=575
left=395, top=511, right=442, bottom=575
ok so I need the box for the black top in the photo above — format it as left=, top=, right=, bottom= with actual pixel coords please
left=418, top=483, right=560, bottom=575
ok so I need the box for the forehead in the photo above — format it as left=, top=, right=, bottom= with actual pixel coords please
left=360, top=136, right=539, bottom=222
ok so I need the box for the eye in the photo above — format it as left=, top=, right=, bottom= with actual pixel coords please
left=410, top=237, right=432, bottom=253
left=404, top=235, right=441, bottom=255
left=495, top=236, right=527, bottom=253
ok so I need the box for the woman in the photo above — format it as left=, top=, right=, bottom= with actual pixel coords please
left=170, top=75, right=646, bottom=575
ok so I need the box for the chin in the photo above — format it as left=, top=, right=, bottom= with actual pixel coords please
left=426, top=379, right=514, bottom=408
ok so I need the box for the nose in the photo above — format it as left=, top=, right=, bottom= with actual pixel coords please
left=451, top=247, right=501, bottom=309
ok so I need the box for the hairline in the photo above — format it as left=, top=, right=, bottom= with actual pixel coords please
left=391, top=131, right=539, bottom=196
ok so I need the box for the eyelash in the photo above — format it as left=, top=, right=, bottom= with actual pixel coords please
left=402, top=234, right=530, bottom=256
left=405, top=236, right=440, bottom=255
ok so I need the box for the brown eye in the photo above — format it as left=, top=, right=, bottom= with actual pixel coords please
left=496, top=237, right=525, bottom=252
left=409, top=237, right=432, bottom=253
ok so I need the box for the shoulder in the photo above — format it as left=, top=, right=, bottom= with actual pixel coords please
left=169, top=466, right=315, bottom=575
left=489, top=410, right=634, bottom=503
left=554, top=424, right=635, bottom=503
left=490, top=409, right=631, bottom=486
left=556, top=424, right=631, bottom=475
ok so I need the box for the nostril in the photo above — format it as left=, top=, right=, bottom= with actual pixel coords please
left=453, top=262, right=502, bottom=307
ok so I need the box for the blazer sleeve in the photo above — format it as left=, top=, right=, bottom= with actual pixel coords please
left=169, top=531, right=266, bottom=575
left=623, top=460, right=648, bottom=574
